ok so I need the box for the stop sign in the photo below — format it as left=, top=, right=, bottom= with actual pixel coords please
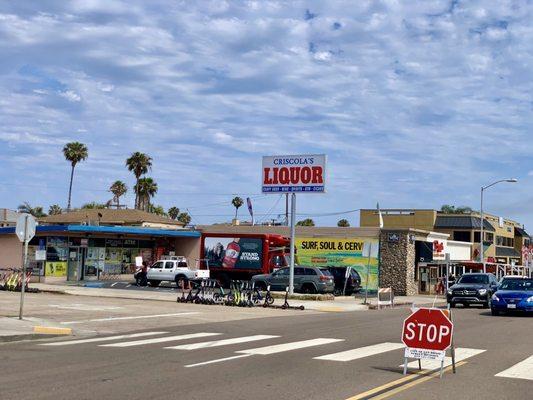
left=402, top=308, right=453, bottom=351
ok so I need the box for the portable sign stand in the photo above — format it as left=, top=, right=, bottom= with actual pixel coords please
left=402, top=306, right=456, bottom=379
left=262, top=154, right=326, bottom=295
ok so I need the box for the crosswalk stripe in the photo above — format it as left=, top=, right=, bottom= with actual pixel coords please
left=165, top=335, right=280, bottom=350
left=314, top=342, right=404, bottom=362
left=399, top=348, right=486, bottom=370
left=184, top=354, right=252, bottom=368
left=41, top=331, right=168, bottom=346
left=495, top=355, right=533, bottom=381
left=236, top=338, right=344, bottom=355
left=99, top=332, right=221, bottom=347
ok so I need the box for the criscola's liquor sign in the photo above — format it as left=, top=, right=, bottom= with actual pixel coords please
left=262, top=154, right=326, bottom=193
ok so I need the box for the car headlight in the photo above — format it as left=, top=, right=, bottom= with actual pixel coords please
left=478, top=289, right=487, bottom=295
left=447, top=289, right=453, bottom=295
left=491, top=294, right=499, bottom=301
left=527, top=296, right=533, bottom=303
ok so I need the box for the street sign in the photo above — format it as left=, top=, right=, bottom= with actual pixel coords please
left=16, top=213, right=36, bottom=243
left=402, top=308, right=453, bottom=360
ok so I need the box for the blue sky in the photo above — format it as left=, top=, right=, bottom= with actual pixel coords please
left=0, top=1, right=531, bottom=228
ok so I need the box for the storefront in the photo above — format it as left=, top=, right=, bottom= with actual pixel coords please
left=0, top=224, right=200, bottom=282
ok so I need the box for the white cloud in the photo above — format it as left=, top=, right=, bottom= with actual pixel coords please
left=59, top=90, right=81, bottom=102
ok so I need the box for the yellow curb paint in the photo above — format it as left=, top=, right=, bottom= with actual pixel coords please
left=33, top=326, right=72, bottom=335
left=346, top=361, right=467, bottom=400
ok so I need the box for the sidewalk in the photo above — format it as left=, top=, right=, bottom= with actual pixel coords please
left=0, top=316, right=72, bottom=342
left=32, top=282, right=446, bottom=313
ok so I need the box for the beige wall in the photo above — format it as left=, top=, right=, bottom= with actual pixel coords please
left=173, top=237, right=201, bottom=266
left=0, top=235, right=23, bottom=268
left=198, top=225, right=380, bottom=238
left=360, top=210, right=437, bottom=231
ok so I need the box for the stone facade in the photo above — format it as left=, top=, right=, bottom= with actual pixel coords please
left=379, top=230, right=417, bottom=296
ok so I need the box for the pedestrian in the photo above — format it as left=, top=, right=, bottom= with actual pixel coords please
left=135, top=261, right=148, bottom=286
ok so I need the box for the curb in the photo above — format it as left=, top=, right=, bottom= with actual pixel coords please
left=0, top=334, right=63, bottom=343
left=33, top=326, right=72, bottom=335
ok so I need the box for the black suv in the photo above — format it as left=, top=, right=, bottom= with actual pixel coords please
left=325, top=266, right=361, bottom=296
left=447, top=273, right=499, bottom=308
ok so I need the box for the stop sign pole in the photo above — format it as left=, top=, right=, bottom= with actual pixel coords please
left=16, top=213, right=37, bottom=320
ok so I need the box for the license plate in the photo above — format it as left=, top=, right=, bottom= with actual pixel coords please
left=507, top=304, right=517, bottom=309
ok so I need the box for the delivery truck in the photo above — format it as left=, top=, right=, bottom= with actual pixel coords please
left=200, top=233, right=291, bottom=287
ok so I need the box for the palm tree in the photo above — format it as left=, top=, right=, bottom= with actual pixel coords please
left=63, top=142, right=88, bottom=211
left=81, top=202, right=107, bottom=209
left=48, top=204, right=63, bottom=215
left=337, top=219, right=350, bottom=227
left=231, top=196, right=244, bottom=219
left=18, top=202, right=47, bottom=218
left=177, top=212, right=191, bottom=226
left=149, top=204, right=166, bottom=216
left=109, top=180, right=127, bottom=208
left=168, top=206, right=180, bottom=220
left=125, top=152, right=152, bottom=209
left=135, top=177, right=158, bottom=211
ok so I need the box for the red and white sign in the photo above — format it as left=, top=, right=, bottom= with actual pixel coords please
left=402, top=308, right=453, bottom=360
left=262, top=154, right=326, bottom=193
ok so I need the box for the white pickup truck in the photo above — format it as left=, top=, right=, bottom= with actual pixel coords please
left=146, top=257, right=209, bottom=287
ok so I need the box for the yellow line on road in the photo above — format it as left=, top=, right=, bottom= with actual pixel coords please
left=33, top=326, right=72, bottom=335
left=346, top=361, right=467, bottom=400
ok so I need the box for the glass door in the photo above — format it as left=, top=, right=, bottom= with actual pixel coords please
left=67, top=247, right=81, bottom=281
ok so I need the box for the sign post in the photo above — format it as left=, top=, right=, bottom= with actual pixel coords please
left=401, top=307, right=454, bottom=378
left=15, top=213, right=37, bottom=320
left=262, top=154, right=326, bottom=294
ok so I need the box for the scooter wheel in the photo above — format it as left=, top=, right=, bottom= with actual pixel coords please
left=299, top=305, right=305, bottom=310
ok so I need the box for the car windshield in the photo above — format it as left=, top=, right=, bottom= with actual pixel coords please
left=499, top=279, right=533, bottom=291
left=458, top=275, right=489, bottom=284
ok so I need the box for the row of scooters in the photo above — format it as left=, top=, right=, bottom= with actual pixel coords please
left=0, top=269, right=38, bottom=292
left=177, top=279, right=305, bottom=310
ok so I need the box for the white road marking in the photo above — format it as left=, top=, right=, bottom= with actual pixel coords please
left=400, top=348, right=486, bottom=370
left=41, top=332, right=168, bottom=346
left=314, top=342, right=404, bottom=362
left=60, top=312, right=199, bottom=324
left=236, top=338, right=344, bottom=355
left=100, top=332, right=221, bottom=347
left=166, top=335, right=280, bottom=350
left=49, top=304, right=123, bottom=311
left=111, top=283, right=118, bottom=287
left=184, top=354, right=252, bottom=368
left=495, top=355, right=533, bottom=381
left=126, top=284, right=131, bottom=288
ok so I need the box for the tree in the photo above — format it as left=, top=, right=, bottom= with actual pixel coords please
left=149, top=204, right=166, bottom=216
left=63, top=142, right=88, bottom=211
left=177, top=212, right=191, bottom=226
left=440, top=205, right=473, bottom=214
left=337, top=219, right=350, bottom=227
left=231, top=196, right=244, bottom=219
left=17, top=202, right=47, bottom=218
left=135, top=177, right=158, bottom=212
left=296, top=218, right=315, bottom=226
left=48, top=204, right=62, bottom=215
left=81, top=202, right=107, bottom=209
left=126, top=152, right=152, bottom=209
left=109, top=180, right=127, bottom=208
left=168, top=206, right=180, bottom=220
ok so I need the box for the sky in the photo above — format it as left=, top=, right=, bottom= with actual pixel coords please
left=0, top=0, right=531, bottom=229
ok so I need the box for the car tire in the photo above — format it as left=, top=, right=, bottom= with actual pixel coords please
left=463, top=303, right=469, bottom=308
left=302, top=284, right=317, bottom=294
left=148, top=280, right=160, bottom=287
left=491, top=309, right=499, bottom=316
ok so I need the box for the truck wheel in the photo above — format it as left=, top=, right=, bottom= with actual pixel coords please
left=302, top=284, right=317, bottom=294
left=175, top=275, right=188, bottom=289
left=148, top=280, right=160, bottom=287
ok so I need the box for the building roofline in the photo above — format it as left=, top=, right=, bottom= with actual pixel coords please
left=0, top=225, right=200, bottom=238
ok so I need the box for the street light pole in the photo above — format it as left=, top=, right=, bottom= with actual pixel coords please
left=479, top=178, right=518, bottom=273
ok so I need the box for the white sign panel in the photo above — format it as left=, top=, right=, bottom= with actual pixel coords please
left=16, top=213, right=37, bottom=243
left=35, top=250, right=46, bottom=261
left=262, top=154, right=326, bottom=193
left=405, top=347, right=445, bottom=361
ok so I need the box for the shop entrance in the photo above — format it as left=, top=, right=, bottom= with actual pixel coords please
left=418, top=266, right=439, bottom=294
left=67, top=247, right=86, bottom=281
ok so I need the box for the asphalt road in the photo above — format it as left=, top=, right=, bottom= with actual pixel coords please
left=1, top=303, right=531, bottom=400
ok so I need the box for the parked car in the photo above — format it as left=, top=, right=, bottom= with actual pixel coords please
left=325, top=266, right=361, bottom=295
left=147, top=258, right=207, bottom=287
left=446, top=273, right=499, bottom=308
left=498, top=275, right=529, bottom=285
left=491, top=278, right=533, bottom=315
left=251, top=266, right=334, bottom=294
